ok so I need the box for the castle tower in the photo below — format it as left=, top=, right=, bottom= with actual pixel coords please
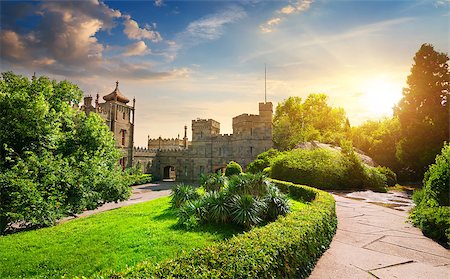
left=191, top=119, right=220, bottom=141
left=95, top=81, right=135, bottom=169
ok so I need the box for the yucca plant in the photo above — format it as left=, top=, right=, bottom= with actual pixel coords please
left=203, top=191, right=231, bottom=223
left=170, top=184, right=200, bottom=208
left=229, top=194, right=266, bottom=229
left=227, top=173, right=269, bottom=197
left=200, top=172, right=228, bottom=192
left=264, top=187, right=291, bottom=221
left=177, top=199, right=208, bottom=229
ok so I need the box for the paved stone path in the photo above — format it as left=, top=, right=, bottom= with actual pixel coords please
left=59, top=182, right=174, bottom=223
left=309, top=194, right=450, bottom=279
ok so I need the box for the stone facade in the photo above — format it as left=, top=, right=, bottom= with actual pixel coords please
left=81, top=81, right=135, bottom=169
left=134, top=102, right=273, bottom=181
left=83, top=82, right=273, bottom=181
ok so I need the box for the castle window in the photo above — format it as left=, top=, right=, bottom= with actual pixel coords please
left=123, top=112, right=126, bottom=119
left=200, top=166, right=204, bottom=174
left=184, top=165, right=188, bottom=176
left=250, top=128, right=253, bottom=137
left=200, top=131, right=203, bottom=138
left=121, top=130, right=126, bottom=145
left=250, top=146, right=253, bottom=155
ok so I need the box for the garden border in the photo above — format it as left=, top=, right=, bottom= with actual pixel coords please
left=107, top=179, right=337, bottom=279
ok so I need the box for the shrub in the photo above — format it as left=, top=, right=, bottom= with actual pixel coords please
left=247, top=148, right=281, bottom=174
left=203, top=191, right=230, bottom=224
left=227, top=173, right=270, bottom=197
left=109, top=181, right=337, bottom=278
left=410, top=206, right=450, bottom=245
left=264, top=187, right=291, bottom=221
left=410, top=143, right=450, bottom=245
left=376, top=166, right=397, bottom=186
left=229, top=195, right=266, bottom=229
left=170, top=184, right=200, bottom=208
left=270, top=147, right=387, bottom=191
left=225, top=161, right=243, bottom=177
left=200, top=172, right=227, bottom=192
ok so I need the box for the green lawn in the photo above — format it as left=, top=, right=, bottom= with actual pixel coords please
left=0, top=196, right=242, bottom=278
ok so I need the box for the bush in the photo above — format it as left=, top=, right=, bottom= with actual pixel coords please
left=225, top=161, right=243, bottom=177
left=170, top=184, right=200, bottom=208
left=376, top=166, right=397, bottom=186
left=270, top=147, right=387, bottom=191
left=410, top=143, right=450, bottom=245
left=200, top=172, right=227, bottom=192
left=110, top=181, right=337, bottom=278
left=247, top=148, right=281, bottom=174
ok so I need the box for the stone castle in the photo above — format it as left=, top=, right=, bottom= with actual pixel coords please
left=83, top=81, right=273, bottom=181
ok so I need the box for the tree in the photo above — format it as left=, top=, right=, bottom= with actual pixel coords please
left=273, top=94, right=348, bottom=150
left=0, top=72, right=131, bottom=233
left=395, top=44, right=449, bottom=179
left=352, top=117, right=402, bottom=173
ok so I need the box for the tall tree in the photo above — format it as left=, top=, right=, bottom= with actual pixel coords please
left=394, top=43, right=449, bottom=179
left=273, top=94, right=348, bottom=150
left=0, top=72, right=131, bottom=233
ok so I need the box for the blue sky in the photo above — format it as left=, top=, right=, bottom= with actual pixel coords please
left=1, top=0, right=449, bottom=146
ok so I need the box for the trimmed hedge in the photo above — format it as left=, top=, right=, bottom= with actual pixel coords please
left=107, top=181, right=337, bottom=278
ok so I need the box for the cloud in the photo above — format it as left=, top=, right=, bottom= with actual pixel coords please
left=123, top=41, right=150, bottom=56
left=123, top=14, right=162, bottom=42
left=260, top=0, right=313, bottom=33
left=154, top=0, right=164, bottom=7
left=0, top=0, right=183, bottom=81
left=161, top=5, right=246, bottom=61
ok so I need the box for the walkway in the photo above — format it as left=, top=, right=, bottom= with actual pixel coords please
left=309, top=194, right=450, bottom=278
left=59, top=181, right=174, bottom=223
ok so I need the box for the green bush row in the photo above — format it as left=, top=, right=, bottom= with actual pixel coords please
left=131, top=174, right=152, bottom=185
left=270, top=147, right=387, bottom=192
left=410, top=205, right=450, bottom=245
left=107, top=181, right=337, bottom=278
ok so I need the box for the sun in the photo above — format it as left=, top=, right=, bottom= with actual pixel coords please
left=360, top=76, right=403, bottom=117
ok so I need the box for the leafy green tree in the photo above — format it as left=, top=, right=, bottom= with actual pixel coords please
left=0, top=72, right=131, bottom=233
left=352, top=117, right=402, bottom=172
left=394, top=44, right=449, bottom=179
left=273, top=94, right=348, bottom=150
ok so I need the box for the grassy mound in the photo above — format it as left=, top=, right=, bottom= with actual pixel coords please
left=0, top=197, right=241, bottom=278
left=108, top=180, right=336, bottom=278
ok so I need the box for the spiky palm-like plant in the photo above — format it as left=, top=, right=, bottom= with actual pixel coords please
left=264, top=187, right=291, bottom=221
left=229, top=194, right=266, bottom=229
left=227, top=173, right=269, bottom=197
left=200, top=172, right=228, bottom=192
left=170, top=184, right=200, bottom=208
left=203, top=191, right=231, bottom=223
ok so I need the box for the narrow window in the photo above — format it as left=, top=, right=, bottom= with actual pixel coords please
left=200, top=166, right=204, bottom=174
left=123, top=112, right=126, bottom=119
left=250, top=146, right=253, bottom=155
left=250, top=128, right=253, bottom=136
left=121, top=130, right=126, bottom=145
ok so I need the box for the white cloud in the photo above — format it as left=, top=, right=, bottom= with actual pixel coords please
left=154, top=0, right=164, bottom=7
left=123, top=14, right=162, bottom=42
left=123, top=41, right=150, bottom=56
left=260, top=0, right=314, bottom=33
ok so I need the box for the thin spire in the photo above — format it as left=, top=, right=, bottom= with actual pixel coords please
left=264, top=63, right=267, bottom=103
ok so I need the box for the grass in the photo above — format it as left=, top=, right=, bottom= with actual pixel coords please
left=0, top=196, right=306, bottom=278
left=0, top=196, right=241, bottom=278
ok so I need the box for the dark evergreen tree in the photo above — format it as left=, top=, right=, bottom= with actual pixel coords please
left=394, top=43, right=449, bottom=179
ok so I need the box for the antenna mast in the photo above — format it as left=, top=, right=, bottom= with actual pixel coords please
left=264, top=63, right=267, bottom=103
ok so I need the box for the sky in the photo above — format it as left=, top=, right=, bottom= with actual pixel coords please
left=1, top=0, right=449, bottom=146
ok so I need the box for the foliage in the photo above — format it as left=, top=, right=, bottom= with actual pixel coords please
left=273, top=94, right=349, bottom=150
left=376, top=166, right=397, bottom=186
left=394, top=43, right=449, bottom=179
left=247, top=148, right=282, bottom=174
left=172, top=173, right=290, bottom=229
left=0, top=197, right=241, bottom=278
left=225, top=161, right=243, bottom=176
left=170, top=184, right=200, bottom=208
left=200, top=172, right=228, bottom=192
left=410, top=143, right=450, bottom=245
left=125, top=166, right=153, bottom=185
left=110, top=181, right=337, bottom=279
left=270, top=147, right=387, bottom=191
left=0, top=72, right=131, bottom=234
left=351, top=117, right=402, bottom=173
